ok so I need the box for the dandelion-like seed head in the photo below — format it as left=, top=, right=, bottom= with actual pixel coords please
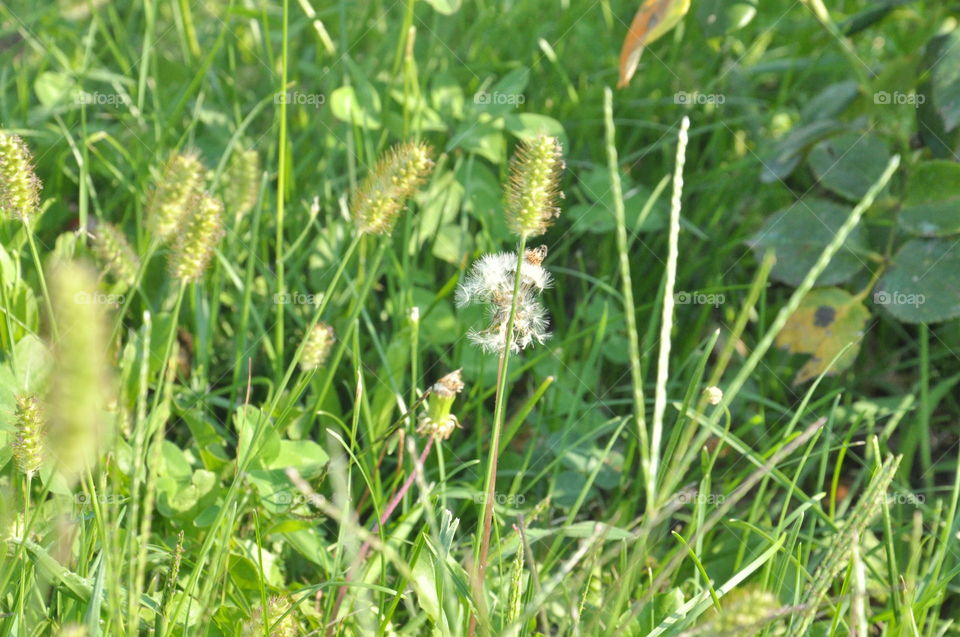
left=0, top=132, right=41, bottom=221
left=300, top=322, right=336, bottom=371
left=12, top=394, right=45, bottom=478
left=351, top=141, right=434, bottom=235
left=505, top=135, right=564, bottom=238
left=169, top=192, right=225, bottom=282
left=148, top=151, right=206, bottom=242
left=417, top=369, right=465, bottom=440
left=91, top=222, right=140, bottom=289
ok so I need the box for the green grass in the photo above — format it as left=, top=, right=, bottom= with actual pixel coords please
left=1, top=0, right=959, bottom=635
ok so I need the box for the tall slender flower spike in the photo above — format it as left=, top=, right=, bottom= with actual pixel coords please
left=505, top=135, right=564, bottom=238
left=224, top=148, right=261, bottom=217
left=0, top=131, right=41, bottom=221
left=169, top=192, right=225, bottom=282
left=12, top=394, right=45, bottom=478
left=416, top=369, right=465, bottom=440
left=300, top=322, right=336, bottom=371
left=350, top=141, right=434, bottom=235
left=147, top=151, right=206, bottom=242
left=92, top=222, right=140, bottom=288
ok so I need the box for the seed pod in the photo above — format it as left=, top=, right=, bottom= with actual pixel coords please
left=0, top=131, right=42, bottom=221
left=416, top=370, right=465, bottom=440
left=224, top=148, right=260, bottom=217
left=300, top=322, right=335, bottom=371
left=46, top=260, right=115, bottom=485
left=351, top=141, right=434, bottom=235
left=169, top=192, right=225, bottom=282
left=147, top=152, right=205, bottom=242
left=11, top=394, right=45, bottom=478
left=505, top=135, right=564, bottom=237
left=92, top=222, right=140, bottom=288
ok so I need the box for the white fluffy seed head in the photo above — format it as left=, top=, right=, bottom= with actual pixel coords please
left=455, top=252, right=551, bottom=308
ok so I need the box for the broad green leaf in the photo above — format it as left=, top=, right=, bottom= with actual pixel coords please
left=876, top=238, right=960, bottom=323
left=761, top=119, right=847, bottom=183
left=503, top=113, right=566, bottom=143
left=926, top=30, right=960, bottom=133
left=265, top=440, right=329, bottom=478
left=776, top=287, right=870, bottom=384
left=570, top=167, right=667, bottom=234
left=35, top=71, right=75, bottom=107
left=898, top=161, right=960, bottom=236
left=801, top=81, right=860, bottom=122
left=422, top=0, right=461, bottom=14
left=807, top=132, right=891, bottom=202
left=696, top=0, right=756, bottom=38
left=329, top=85, right=381, bottom=129
left=747, top=198, right=870, bottom=286
left=432, top=224, right=468, bottom=264
left=474, top=67, right=529, bottom=117
left=448, top=120, right=505, bottom=164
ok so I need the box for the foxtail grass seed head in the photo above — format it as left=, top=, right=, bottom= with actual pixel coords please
left=147, top=151, right=206, bottom=242
left=0, top=131, right=42, bottom=221
left=457, top=248, right=552, bottom=354
left=47, top=260, right=115, bottom=486
left=91, top=222, right=140, bottom=288
left=57, top=625, right=89, bottom=637
left=242, top=595, right=299, bottom=637
left=704, top=586, right=781, bottom=634
left=351, top=141, right=434, bottom=235
left=224, top=148, right=260, bottom=217
left=300, top=322, right=335, bottom=371
left=505, top=135, right=564, bottom=237
left=12, top=394, right=45, bottom=478
left=169, top=192, right=225, bottom=282
left=416, top=369, right=465, bottom=440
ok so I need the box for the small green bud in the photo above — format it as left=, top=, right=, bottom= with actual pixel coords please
left=12, top=394, right=45, bottom=478
left=224, top=148, right=261, bottom=217
left=92, top=222, right=140, bottom=288
left=0, top=132, right=42, bottom=221
left=169, top=192, right=225, bottom=282
left=351, top=141, right=434, bottom=235
left=505, top=135, right=564, bottom=238
left=300, top=322, right=335, bottom=371
left=148, top=152, right=206, bottom=242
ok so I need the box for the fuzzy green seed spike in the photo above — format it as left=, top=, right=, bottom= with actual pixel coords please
left=351, top=141, right=434, bottom=235
left=505, top=135, right=565, bottom=238
left=148, top=152, right=206, bottom=242
left=242, top=595, right=299, bottom=637
left=224, top=148, right=261, bottom=217
left=300, top=322, right=335, bottom=371
left=0, top=132, right=41, bottom=221
left=12, top=395, right=45, bottom=478
left=169, top=192, right=225, bottom=282
left=92, top=222, right=140, bottom=288
left=46, top=260, right=115, bottom=486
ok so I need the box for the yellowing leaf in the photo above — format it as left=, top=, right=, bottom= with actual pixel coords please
left=618, top=0, right=693, bottom=88
left=776, top=288, right=871, bottom=385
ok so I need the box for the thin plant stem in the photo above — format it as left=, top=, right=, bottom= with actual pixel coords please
left=275, top=0, right=290, bottom=373
left=23, top=220, right=57, bottom=339
left=473, top=235, right=528, bottom=633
